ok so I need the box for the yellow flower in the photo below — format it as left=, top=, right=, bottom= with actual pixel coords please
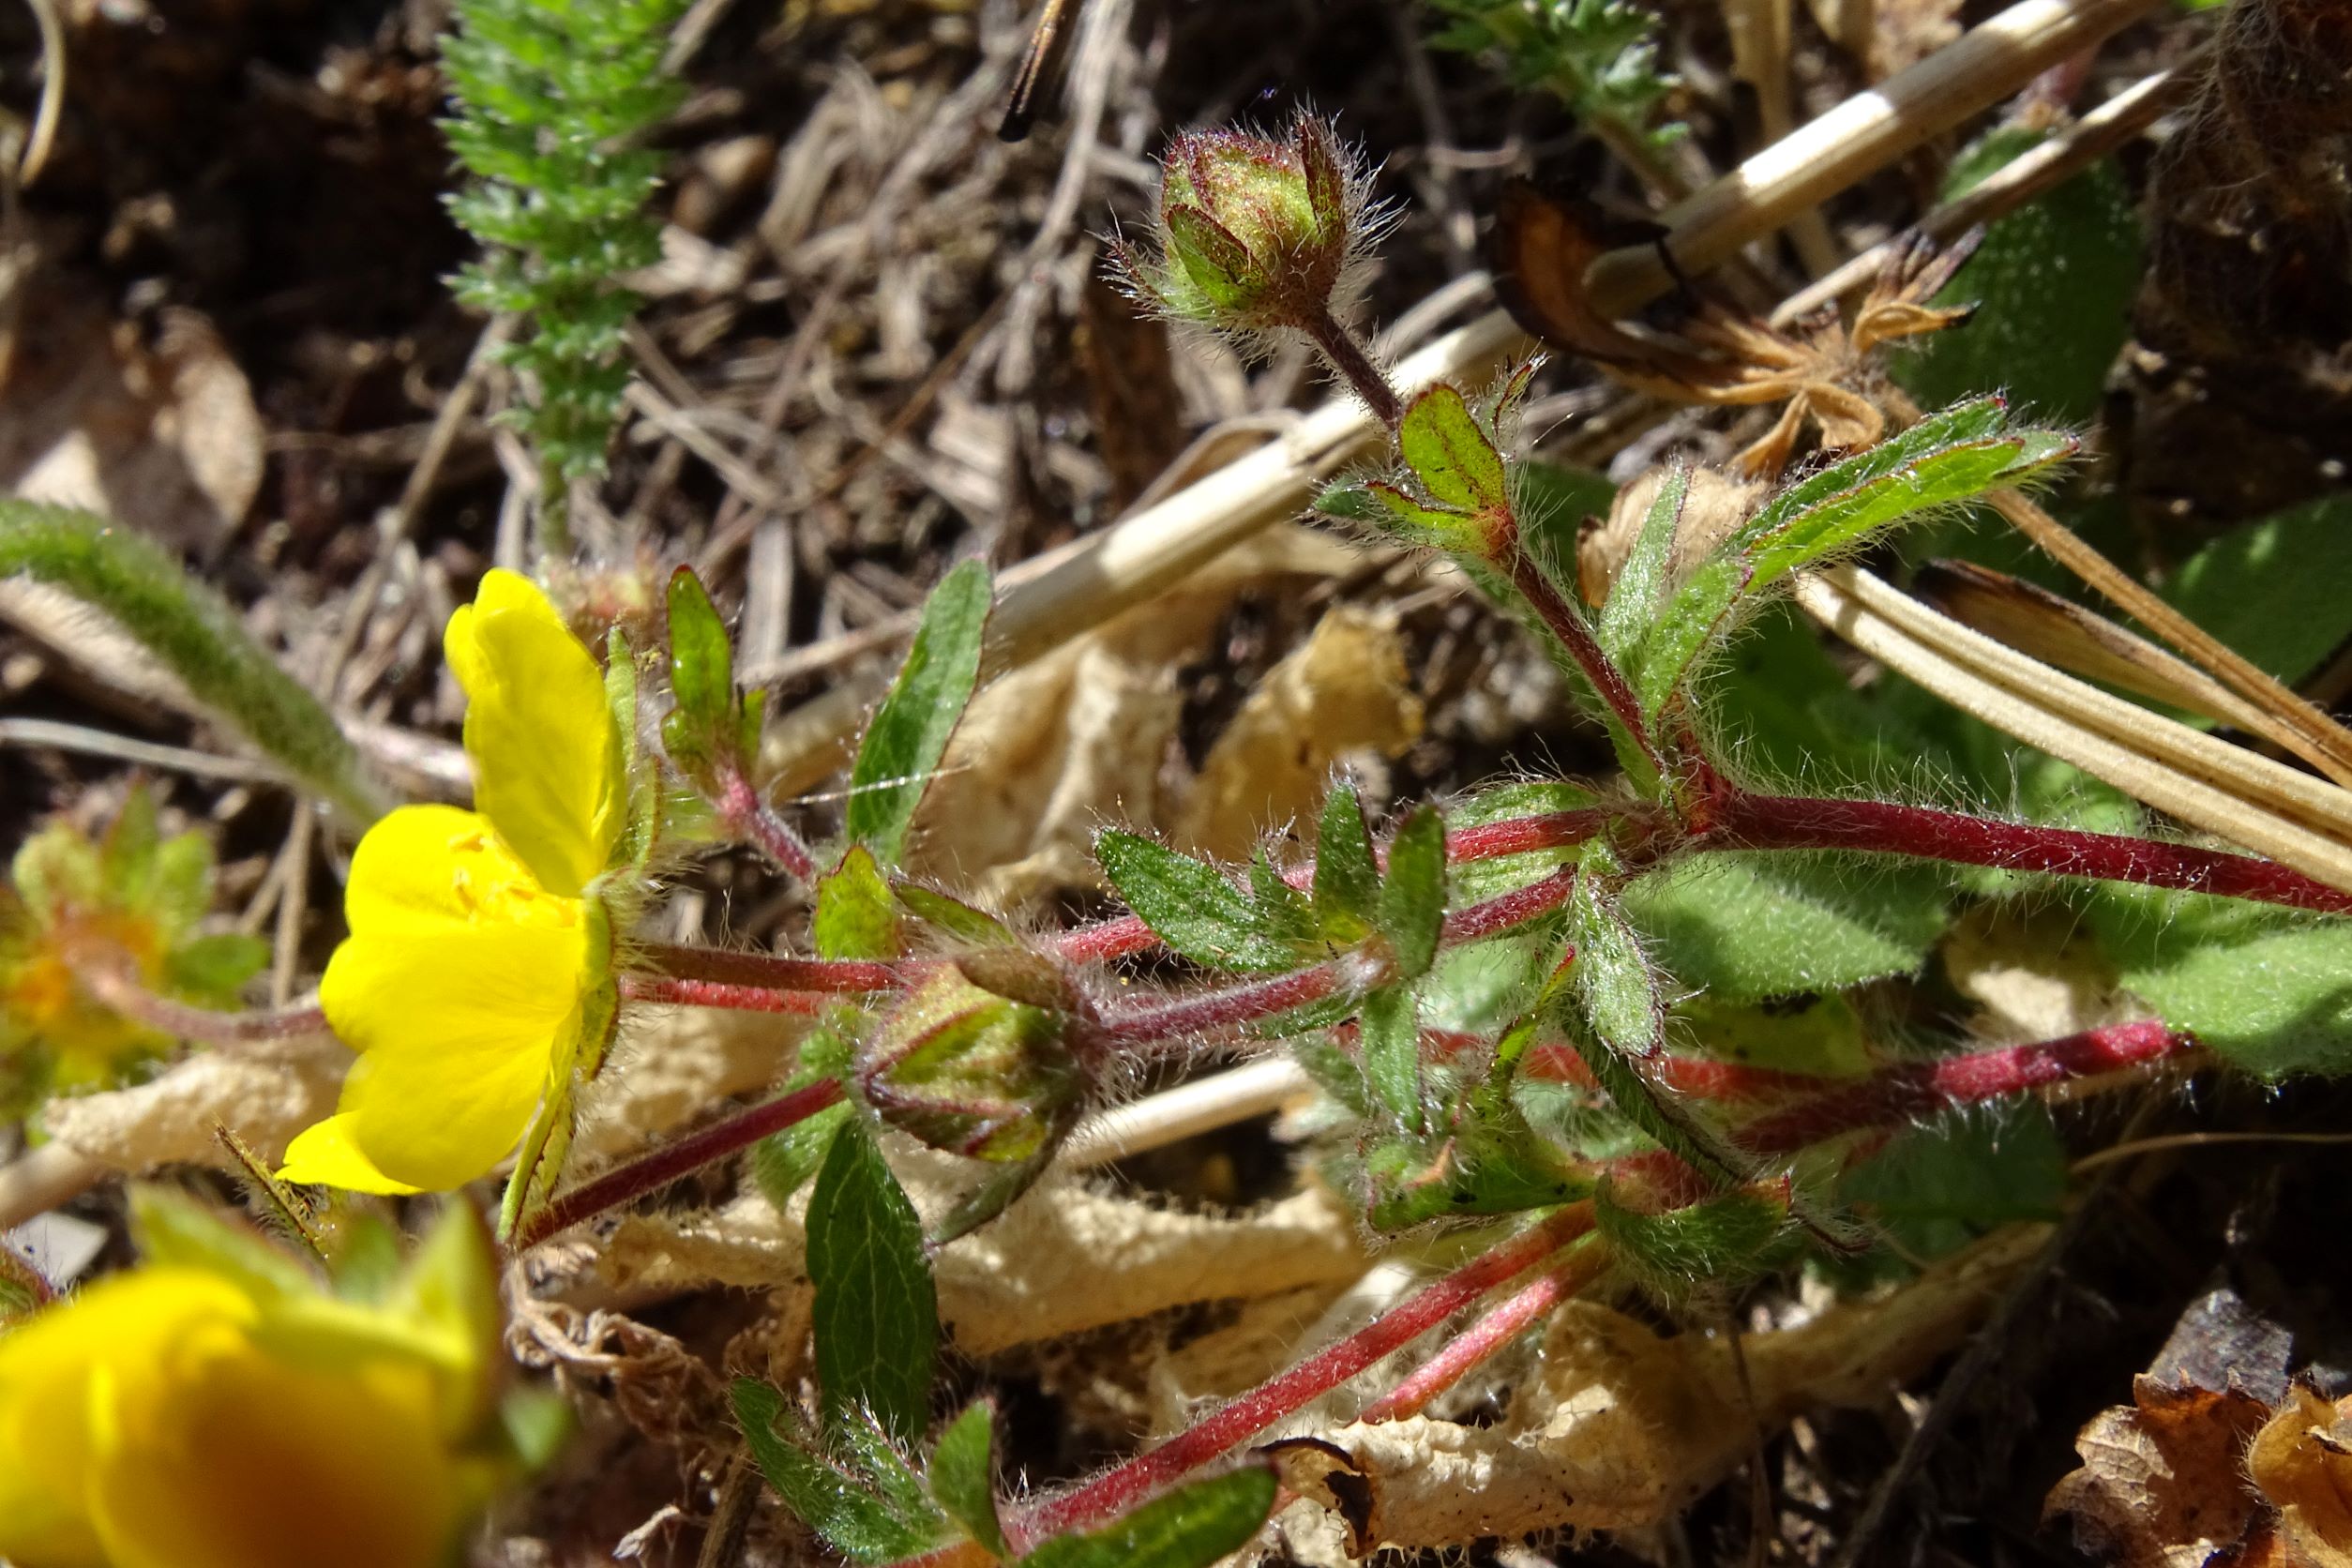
left=0, top=1200, right=503, bottom=1568
left=281, top=569, right=626, bottom=1193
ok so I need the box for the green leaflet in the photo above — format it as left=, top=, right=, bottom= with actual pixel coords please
left=807, top=1122, right=939, bottom=1444
left=1018, top=1465, right=1279, bottom=1568
left=1378, top=804, right=1447, bottom=980
left=849, top=560, right=992, bottom=867
left=733, top=1380, right=946, bottom=1564
left=1622, top=852, right=1949, bottom=1002
left=1596, top=459, right=1688, bottom=666
left=927, top=1401, right=1008, bottom=1558
left=1094, top=830, right=1307, bottom=972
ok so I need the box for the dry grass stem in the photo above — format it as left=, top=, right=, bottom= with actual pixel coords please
left=1796, top=567, right=2352, bottom=894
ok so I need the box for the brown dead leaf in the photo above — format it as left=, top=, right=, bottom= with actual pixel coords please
left=2046, top=1376, right=2278, bottom=1568
left=1576, top=465, right=1763, bottom=607
left=1173, top=604, right=1424, bottom=863
left=2250, top=1387, right=2352, bottom=1568
left=0, top=279, right=263, bottom=545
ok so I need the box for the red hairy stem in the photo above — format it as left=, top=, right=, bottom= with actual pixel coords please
left=1359, top=1238, right=1610, bottom=1424
left=510, top=1077, right=846, bottom=1251
left=1739, top=1019, right=2193, bottom=1153
left=1502, top=548, right=1665, bottom=779
left=1710, top=792, right=2352, bottom=916
left=715, top=767, right=818, bottom=882
left=1301, top=309, right=1404, bottom=430
left=638, top=941, right=908, bottom=995
left=1441, top=865, right=1580, bottom=945
left=1445, top=808, right=1616, bottom=861
left=80, top=965, right=329, bottom=1045
left=1012, top=1202, right=1597, bottom=1545
left=1096, top=963, right=1349, bottom=1046
left=618, top=976, right=830, bottom=1016
left=1053, top=912, right=1159, bottom=965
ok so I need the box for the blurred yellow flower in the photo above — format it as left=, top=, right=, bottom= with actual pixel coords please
left=0, top=1197, right=505, bottom=1568
left=281, top=569, right=625, bottom=1194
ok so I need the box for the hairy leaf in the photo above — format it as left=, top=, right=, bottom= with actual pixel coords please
left=733, top=1380, right=945, bottom=1564
left=1832, top=1102, right=2065, bottom=1279
left=1595, top=1184, right=1791, bottom=1303
left=1018, top=1464, right=1279, bottom=1568
left=1358, top=986, right=1424, bottom=1131
left=1398, top=384, right=1509, bottom=516
left=2165, top=495, right=2352, bottom=686
left=1095, top=831, right=1304, bottom=972
left=0, top=503, right=385, bottom=822
left=1379, top=804, right=1447, bottom=980
left=663, top=565, right=736, bottom=771
left=1313, top=783, right=1380, bottom=940
left=928, top=1400, right=1008, bottom=1557
left=2088, top=885, right=2352, bottom=1078
left=1622, top=853, right=1949, bottom=1002
left=807, top=1121, right=938, bottom=1444
left=818, top=846, right=905, bottom=961
left=849, top=560, right=991, bottom=866
left=1596, top=459, right=1688, bottom=663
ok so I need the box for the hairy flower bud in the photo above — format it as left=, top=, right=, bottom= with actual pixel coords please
left=858, top=972, right=1081, bottom=1163
left=1114, top=113, right=1387, bottom=343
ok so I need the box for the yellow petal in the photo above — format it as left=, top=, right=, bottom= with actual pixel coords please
left=313, top=803, right=598, bottom=1191
left=87, top=1317, right=461, bottom=1568
left=0, top=1268, right=249, bottom=1568
left=445, top=568, right=620, bottom=897
left=278, top=1114, right=420, bottom=1196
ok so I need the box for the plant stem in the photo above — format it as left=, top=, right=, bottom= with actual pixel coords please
left=1444, top=808, right=1617, bottom=861
left=1358, top=1236, right=1609, bottom=1423
left=79, top=966, right=330, bottom=1044
left=716, top=766, right=817, bottom=881
left=1502, top=547, right=1666, bottom=779
left=1012, top=1201, right=1596, bottom=1545
left=1095, top=963, right=1350, bottom=1046
left=510, top=1077, right=846, bottom=1250
left=1440, top=865, right=1580, bottom=945
left=619, top=976, right=830, bottom=1015
left=1711, top=792, right=2352, bottom=915
left=638, top=941, right=908, bottom=994
left=1052, top=913, right=1159, bottom=965
left=1739, top=1019, right=2191, bottom=1153
left=1301, top=308, right=1403, bottom=430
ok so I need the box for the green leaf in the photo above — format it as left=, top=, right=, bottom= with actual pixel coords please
left=2088, top=885, right=2352, bottom=1078
left=1677, top=992, right=1873, bottom=1078
left=1357, top=986, right=1423, bottom=1131
left=163, top=931, right=271, bottom=1003
left=1594, top=1184, right=1791, bottom=1304
left=0, top=503, right=386, bottom=823
left=1628, top=402, right=2069, bottom=718
left=663, top=565, right=736, bottom=771
left=1596, top=460, right=1688, bottom=664
left=1018, top=1464, right=1278, bottom=1568
left=807, top=1121, right=938, bottom=1444
left=897, top=884, right=1021, bottom=947
left=1312, top=784, right=1380, bottom=940
left=928, top=1400, right=1008, bottom=1558
left=1621, top=853, right=1949, bottom=1002
left=1894, top=145, right=2142, bottom=424
left=1378, top=805, right=1446, bottom=980
left=818, top=846, right=905, bottom=961
left=1094, top=830, right=1303, bottom=972
left=1832, top=1102, right=2064, bottom=1278
left=1248, top=853, right=1317, bottom=945
left=733, top=1380, right=945, bottom=1564
left=1397, top=385, right=1508, bottom=516
left=751, top=1099, right=853, bottom=1209
left=849, top=560, right=991, bottom=866
left=2164, top=495, right=2352, bottom=686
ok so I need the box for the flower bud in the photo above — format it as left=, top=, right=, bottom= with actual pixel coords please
left=858, top=972, right=1081, bottom=1163
left=1115, top=113, right=1383, bottom=340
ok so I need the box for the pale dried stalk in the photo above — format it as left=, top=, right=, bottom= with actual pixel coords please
left=1772, top=68, right=2180, bottom=325
left=1588, top=0, right=2164, bottom=306
left=1061, top=1056, right=1314, bottom=1169
left=0, top=1142, right=100, bottom=1233
left=1984, top=488, right=2352, bottom=788
left=759, top=0, right=2158, bottom=794
left=1795, top=568, right=2352, bottom=894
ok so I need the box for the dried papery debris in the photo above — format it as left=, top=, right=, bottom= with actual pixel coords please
left=41, top=1031, right=344, bottom=1173
left=1575, top=464, right=1764, bottom=607
left=1493, top=180, right=1979, bottom=477
left=1274, top=1226, right=2048, bottom=1550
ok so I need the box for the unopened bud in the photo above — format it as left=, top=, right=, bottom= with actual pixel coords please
left=857, top=972, right=1081, bottom=1163
left=1114, top=113, right=1384, bottom=341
